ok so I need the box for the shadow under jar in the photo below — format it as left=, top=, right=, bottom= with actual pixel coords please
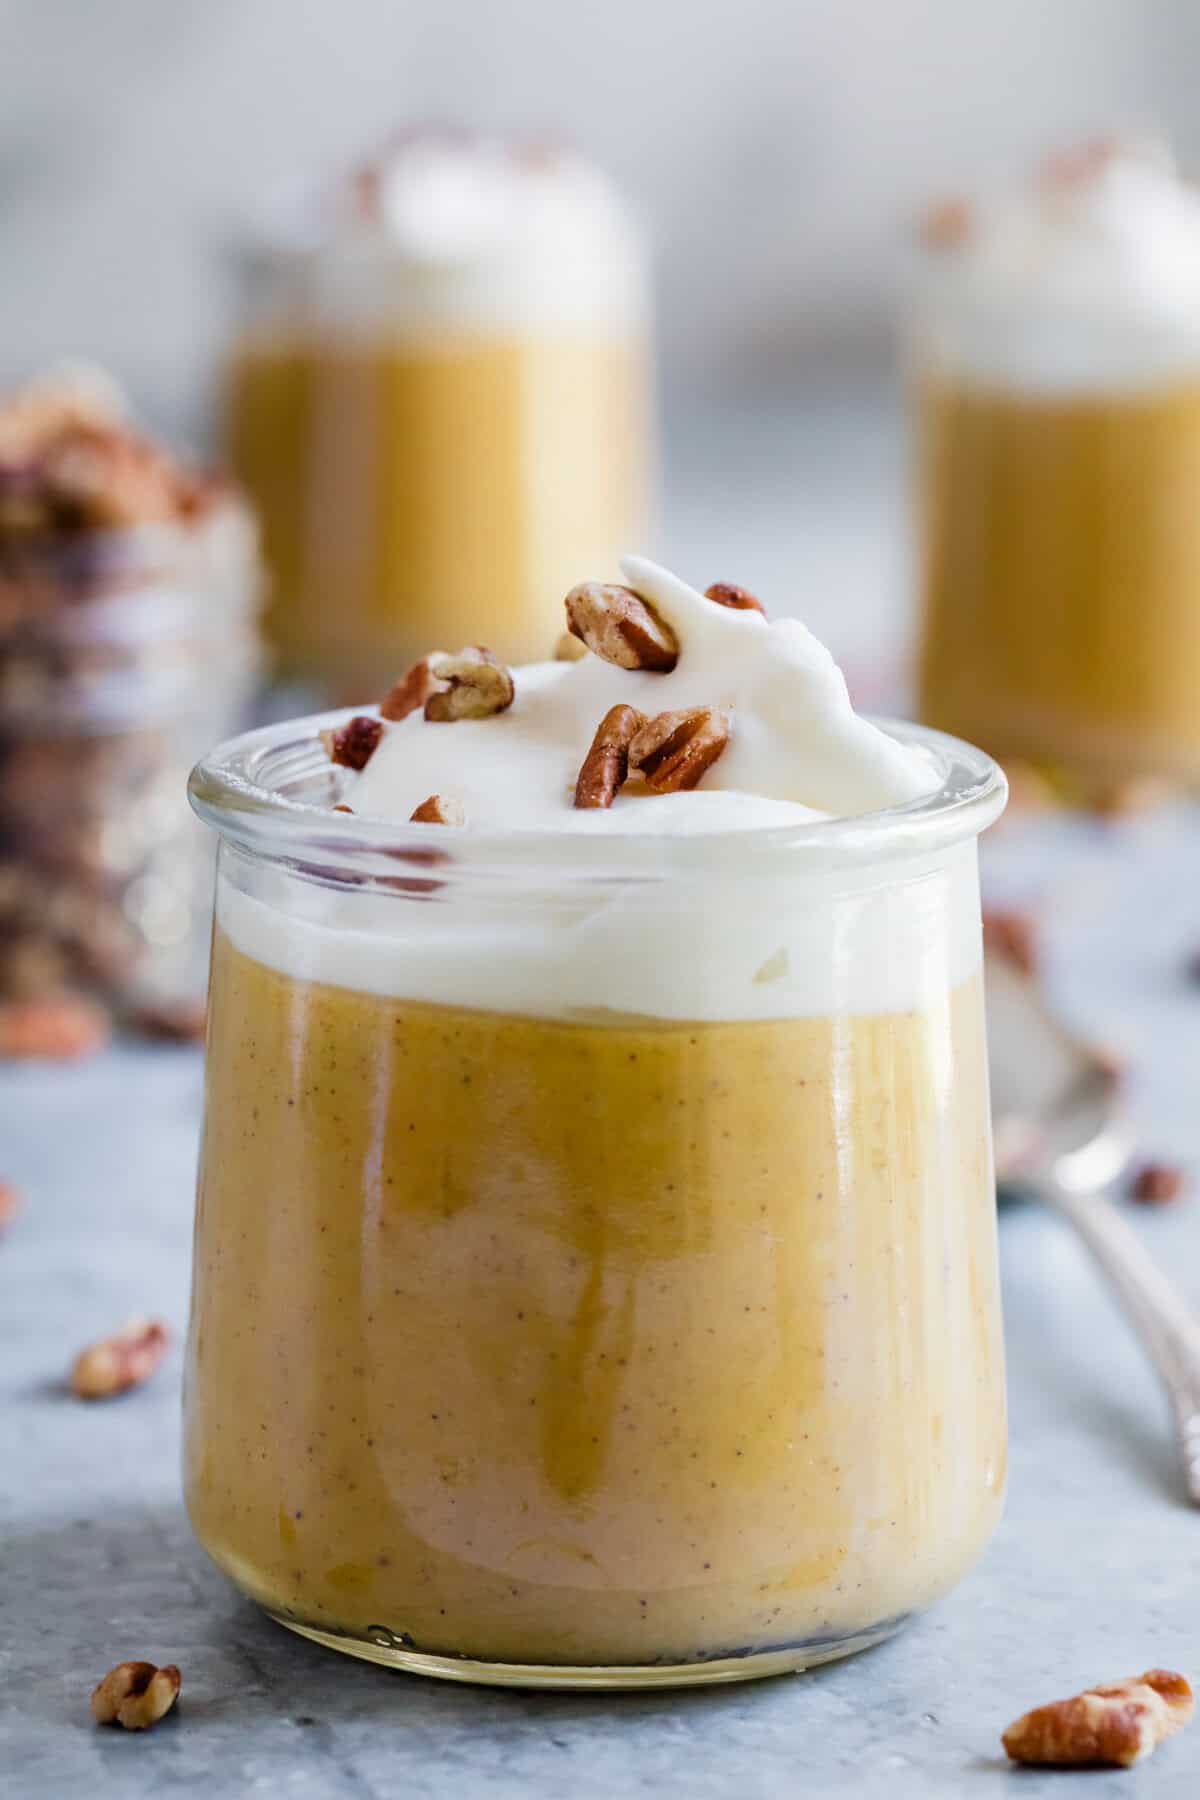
left=184, top=716, right=1008, bottom=1688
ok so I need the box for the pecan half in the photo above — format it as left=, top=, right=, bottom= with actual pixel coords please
left=629, top=707, right=731, bottom=792
left=564, top=583, right=679, bottom=672
left=705, top=581, right=765, bottom=616
left=71, top=1317, right=170, bottom=1400
left=574, top=704, right=647, bottom=809
left=92, top=1661, right=181, bottom=1731
left=1003, top=1669, right=1194, bottom=1768
left=423, top=648, right=515, bottom=721
left=320, top=715, right=383, bottom=771
left=0, top=995, right=110, bottom=1061
left=410, top=794, right=466, bottom=825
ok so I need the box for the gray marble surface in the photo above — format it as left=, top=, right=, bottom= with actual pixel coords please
left=3, top=807, right=1200, bottom=1798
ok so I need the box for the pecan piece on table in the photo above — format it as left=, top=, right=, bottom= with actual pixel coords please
left=1003, top=1668, right=1194, bottom=1768
left=704, top=581, right=765, bottom=616
left=91, top=1661, right=181, bottom=1731
left=70, top=1317, right=170, bottom=1400
left=320, top=715, right=384, bottom=771
left=563, top=583, right=679, bottom=672
left=574, top=704, right=647, bottom=810
left=0, top=994, right=111, bottom=1061
left=628, top=707, right=731, bottom=793
left=1130, top=1161, right=1186, bottom=1205
left=410, top=793, right=466, bottom=826
left=916, top=195, right=974, bottom=250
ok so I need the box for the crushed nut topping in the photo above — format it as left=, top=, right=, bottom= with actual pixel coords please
left=410, top=794, right=466, bottom=826
left=381, top=649, right=514, bottom=722
left=917, top=196, right=974, bottom=250
left=564, top=583, right=679, bottom=672
left=423, top=648, right=515, bottom=721
left=574, top=704, right=647, bottom=810
left=629, top=707, right=731, bottom=792
left=320, top=715, right=384, bottom=771
left=70, top=1317, right=170, bottom=1400
left=1003, top=1669, right=1194, bottom=1768
left=554, top=630, right=589, bottom=662
left=0, top=994, right=111, bottom=1061
left=1131, top=1161, right=1186, bottom=1205
left=92, top=1662, right=181, bottom=1731
left=705, top=581, right=766, bottom=616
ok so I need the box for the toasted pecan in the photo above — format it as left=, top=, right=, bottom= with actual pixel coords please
left=71, top=1317, right=170, bottom=1400
left=917, top=196, right=974, bottom=249
left=423, top=648, right=514, bottom=721
left=574, top=704, right=647, bottom=809
left=705, top=581, right=765, bottom=616
left=320, top=715, right=384, bottom=771
left=629, top=707, right=731, bottom=792
left=91, top=1661, right=180, bottom=1730
left=1003, top=1670, right=1194, bottom=1768
left=380, top=658, right=438, bottom=721
left=410, top=794, right=466, bottom=825
left=564, top=583, right=679, bottom=672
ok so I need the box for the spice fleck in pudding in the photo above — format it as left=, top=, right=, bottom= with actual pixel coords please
left=185, top=557, right=1008, bottom=1686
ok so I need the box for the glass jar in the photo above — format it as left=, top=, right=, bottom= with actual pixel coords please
left=225, top=151, right=654, bottom=699
left=185, top=714, right=1007, bottom=1689
left=912, top=235, right=1200, bottom=794
left=0, top=509, right=260, bottom=1009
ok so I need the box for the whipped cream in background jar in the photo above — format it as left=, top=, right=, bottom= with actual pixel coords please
left=0, top=368, right=261, bottom=1021
left=912, top=137, right=1200, bottom=799
left=186, top=558, right=1008, bottom=1689
left=226, top=129, right=654, bottom=699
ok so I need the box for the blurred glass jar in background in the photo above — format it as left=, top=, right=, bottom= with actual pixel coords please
left=226, top=130, right=654, bottom=699
left=0, top=368, right=260, bottom=1020
left=913, top=139, right=1200, bottom=800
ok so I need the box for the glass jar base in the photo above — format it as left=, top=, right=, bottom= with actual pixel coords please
left=266, top=1609, right=909, bottom=1690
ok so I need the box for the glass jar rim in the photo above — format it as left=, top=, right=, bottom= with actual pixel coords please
left=189, top=711, right=1006, bottom=884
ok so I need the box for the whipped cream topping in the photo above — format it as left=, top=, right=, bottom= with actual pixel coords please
left=915, top=138, right=1200, bottom=391
left=350, top=556, right=936, bottom=833
left=256, top=131, right=646, bottom=340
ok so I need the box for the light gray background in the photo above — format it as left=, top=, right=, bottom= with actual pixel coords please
left=2, top=0, right=1199, bottom=430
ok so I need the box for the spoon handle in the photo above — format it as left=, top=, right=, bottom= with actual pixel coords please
left=1046, top=1180, right=1200, bottom=1506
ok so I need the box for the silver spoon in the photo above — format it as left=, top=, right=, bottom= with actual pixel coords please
left=986, top=949, right=1200, bottom=1505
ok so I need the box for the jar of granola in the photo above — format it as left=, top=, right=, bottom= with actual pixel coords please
left=0, top=369, right=261, bottom=1032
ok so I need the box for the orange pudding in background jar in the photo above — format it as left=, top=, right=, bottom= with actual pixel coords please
left=185, top=558, right=1008, bottom=1687
left=914, top=138, right=1200, bottom=795
left=226, top=131, right=652, bottom=698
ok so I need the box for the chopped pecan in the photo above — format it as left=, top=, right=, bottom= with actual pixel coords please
left=71, top=1317, right=170, bottom=1400
left=319, top=715, right=383, bottom=771
left=704, top=581, right=765, bottom=616
left=1003, top=1669, right=1194, bottom=1768
left=0, top=994, right=111, bottom=1061
left=131, top=999, right=207, bottom=1044
left=554, top=630, right=588, bottom=663
left=380, top=658, right=438, bottom=721
left=1130, top=1161, right=1186, bottom=1205
left=629, top=707, right=731, bottom=792
left=564, top=583, right=679, bottom=672
left=982, top=908, right=1038, bottom=978
left=381, top=649, right=514, bottom=723
left=574, top=705, right=647, bottom=810
left=0, top=1179, right=21, bottom=1232
left=917, top=196, right=974, bottom=249
left=91, top=1661, right=181, bottom=1730
left=410, top=794, right=466, bottom=825
left=423, top=648, right=515, bottom=721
